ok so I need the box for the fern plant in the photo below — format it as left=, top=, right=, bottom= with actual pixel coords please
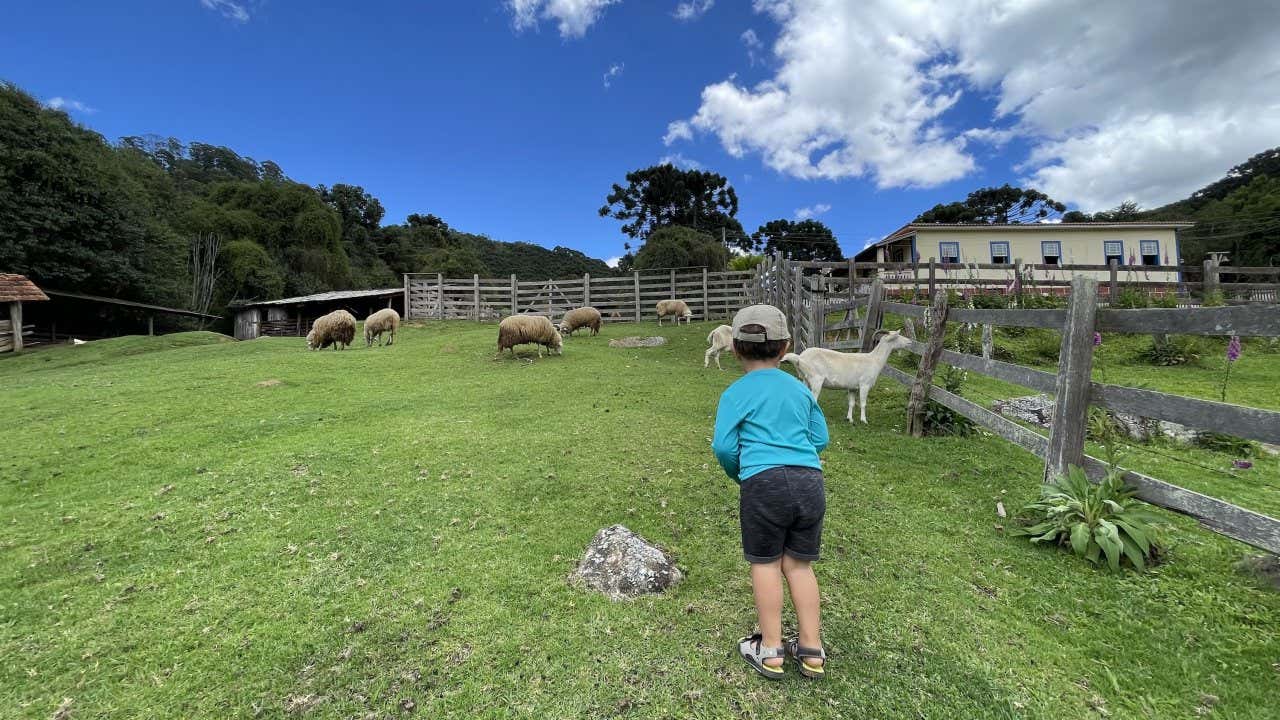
left=1011, top=466, right=1163, bottom=571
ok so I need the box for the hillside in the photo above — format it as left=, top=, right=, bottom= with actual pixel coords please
left=0, top=82, right=612, bottom=319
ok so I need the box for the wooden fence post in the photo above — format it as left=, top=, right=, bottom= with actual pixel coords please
left=982, top=324, right=993, bottom=360
left=1013, top=258, right=1023, bottom=303
left=437, top=273, right=444, bottom=320
left=473, top=274, right=481, bottom=321
left=928, top=258, right=937, bottom=297
left=147, top=314, right=154, bottom=336
left=1202, top=258, right=1220, bottom=300
left=814, top=286, right=827, bottom=349
left=701, top=267, right=709, bottom=320
left=633, top=271, right=641, bottom=322
left=791, top=264, right=804, bottom=351
left=1044, top=275, right=1099, bottom=481
left=847, top=259, right=856, bottom=309
left=906, top=289, right=949, bottom=437
left=510, top=274, right=518, bottom=316
left=1109, top=259, right=1119, bottom=302
left=583, top=273, right=591, bottom=307
left=859, top=278, right=885, bottom=352
left=403, top=274, right=410, bottom=320
left=670, top=268, right=677, bottom=299
left=9, top=301, right=23, bottom=353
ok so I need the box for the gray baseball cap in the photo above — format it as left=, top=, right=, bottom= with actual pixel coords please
left=731, top=304, right=790, bottom=341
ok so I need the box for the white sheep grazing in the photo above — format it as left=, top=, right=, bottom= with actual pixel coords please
left=656, top=299, right=693, bottom=326
left=704, top=324, right=733, bottom=370
left=781, top=330, right=913, bottom=423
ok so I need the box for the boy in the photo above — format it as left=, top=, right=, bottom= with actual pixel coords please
left=712, top=304, right=829, bottom=679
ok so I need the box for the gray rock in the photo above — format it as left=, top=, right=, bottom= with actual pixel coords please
left=992, top=395, right=1200, bottom=444
left=609, top=336, right=668, bottom=348
left=570, top=524, right=682, bottom=600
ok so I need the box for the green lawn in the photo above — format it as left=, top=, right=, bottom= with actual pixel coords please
left=2, top=323, right=1278, bottom=719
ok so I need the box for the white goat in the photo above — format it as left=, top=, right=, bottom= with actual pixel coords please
left=704, top=324, right=733, bottom=370
left=782, top=331, right=913, bottom=423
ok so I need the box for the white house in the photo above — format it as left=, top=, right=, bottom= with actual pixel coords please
left=854, top=222, right=1194, bottom=285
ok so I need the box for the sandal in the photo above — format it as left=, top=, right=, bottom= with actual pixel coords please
left=738, top=634, right=786, bottom=680
left=785, top=637, right=826, bottom=678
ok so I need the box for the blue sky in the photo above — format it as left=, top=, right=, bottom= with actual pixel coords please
left=4, top=1, right=1276, bottom=264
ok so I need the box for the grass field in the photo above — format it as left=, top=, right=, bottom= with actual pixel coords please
left=2, top=323, right=1278, bottom=719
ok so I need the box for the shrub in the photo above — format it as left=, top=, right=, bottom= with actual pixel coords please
left=1195, top=432, right=1259, bottom=457
left=1010, top=466, right=1164, bottom=571
left=1140, top=336, right=1202, bottom=366
left=922, top=365, right=976, bottom=437
left=1202, top=289, right=1226, bottom=307
left=971, top=292, right=1009, bottom=309
left=1149, top=291, right=1180, bottom=308
left=1111, top=287, right=1150, bottom=309
left=1028, top=329, right=1063, bottom=364
left=1020, top=293, right=1066, bottom=309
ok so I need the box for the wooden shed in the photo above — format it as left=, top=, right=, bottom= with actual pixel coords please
left=0, top=274, right=48, bottom=354
left=231, top=288, right=403, bottom=340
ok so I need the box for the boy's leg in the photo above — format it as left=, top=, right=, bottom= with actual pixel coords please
left=749, top=560, right=785, bottom=668
left=781, top=555, right=823, bottom=665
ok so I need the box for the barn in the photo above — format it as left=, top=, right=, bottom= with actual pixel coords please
left=230, top=288, right=404, bottom=340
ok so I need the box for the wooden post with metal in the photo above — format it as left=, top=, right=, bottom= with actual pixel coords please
left=906, top=289, right=949, bottom=437
left=701, top=267, right=709, bottom=320
left=1043, top=275, right=1100, bottom=481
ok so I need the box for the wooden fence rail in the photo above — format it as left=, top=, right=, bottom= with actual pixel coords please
left=758, top=251, right=1280, bottom=555
left=403, top=268, right=756, bottom=323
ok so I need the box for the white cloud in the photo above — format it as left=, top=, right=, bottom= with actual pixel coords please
left=794, top=203, right=831, bottom=219
left=659, top=153, right=704, bottom=170
left=602, top=62, right=625, bottom=89
left=662, top=120, right=693, bottom=146
left=507, top=0, right=619, bottom=39
left=605, top=256, right=622, bottom=268
left=44, top=97, right=96, bottom=114
left=673, top=0, right=714, bottom=22
left=200, top=0, right=249, bottom=22
left=668, top=0, right=1280, bottom=210
left=740, top=28, right=763, bottom=65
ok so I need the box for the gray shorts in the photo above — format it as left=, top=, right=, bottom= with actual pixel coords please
left=739, top=465, right=825, bottom=563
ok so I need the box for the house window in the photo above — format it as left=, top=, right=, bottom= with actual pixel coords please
left=939, top=242, right=960, bottom=264
left=990, top=241, right=1010, bottom=264
left=1103, top=240, right=1124, bottom=266
left=1041, top=241, right=1061, bottom=266
left=1140, top=240, right=1160, bottom=265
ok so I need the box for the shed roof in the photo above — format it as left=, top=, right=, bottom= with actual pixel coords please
left=230, top=287, right=402, bottom=309
left=43, top=290, right=222, bottom=319
left=0, top=274, right=49, bottom=303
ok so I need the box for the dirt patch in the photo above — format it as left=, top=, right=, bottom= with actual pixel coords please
left=439, top=344, right=458, bottom=354
left=609, top=336, right=667, bottom=348
left=283, top=694, right=323, bottom=714
left=1237, top=555, right=1280, bottom=590
left=255, top=379, right=284, bottom=388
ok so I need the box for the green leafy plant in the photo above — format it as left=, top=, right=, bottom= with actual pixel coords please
left=922, top=365, right=976, bottom=437
left=970, top=292, right=1009, bottom=309
left=1140, top=336, right=1202, bottom=366
left=1202, top=289, right=1226, bottom=307
left=1019, top=293, right=1067, bottom=309
left=1110, top=287, right=1150, bottom=309
left=1195, top=431, right=1259, bottom=457
left=1149, top=291, right=1180, bottom=308
left=1011, top=466, right=1164, bottom=571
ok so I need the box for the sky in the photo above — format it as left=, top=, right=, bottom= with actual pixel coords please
left=4, top=0, right=1279, bottom=266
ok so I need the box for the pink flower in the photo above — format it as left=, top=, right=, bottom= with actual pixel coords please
left=1093, top=332, right=1102, bottom=347
left=1233, top=460, right=1252, bottom=470
left=1227, top=335, right=1241, bottom=363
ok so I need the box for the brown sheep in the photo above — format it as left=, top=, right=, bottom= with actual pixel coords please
left=364, top=308, right=400, bottom=347
left=497, top=314, right=563, bottom=357
left=558, top=306, right=602, bottom=337
left=656, top=299, right=693, bottom=326
left=306, top=310, right=357, bottom=350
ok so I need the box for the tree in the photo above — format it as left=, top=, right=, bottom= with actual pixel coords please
left=221, top=239, right=284, bottom=302
left=599, top=164, right=746, bottom=249
left=752, top=219, right=843, bottom=261
left=632, top=226, right=729, bottom=271
left=914, top=184, right=1066, bottom=224
left=1064, top=201, right=1143, bottom=223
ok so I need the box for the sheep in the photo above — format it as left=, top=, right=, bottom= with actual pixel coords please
left=656, top=299, right=693, bottom=326
left=497, top=314, right=563, bottom=357
left=704, top=324, right=733, bottom=370
left=363, top=308, right=400, bottom=347
left=558, top=306, right=602, bottom=337
left=306, top=310, right=357, bottom=350
left=781, top=330, right=913, bottom=423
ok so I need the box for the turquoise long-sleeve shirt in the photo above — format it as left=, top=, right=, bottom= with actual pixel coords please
left=712, top=368, right=829, bottom=483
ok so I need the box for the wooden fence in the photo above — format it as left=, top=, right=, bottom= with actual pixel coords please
left=756, top=253, right=1280, bottom=555
left=402, top=268, right=756, bottom=322
left=772, top=257, right=1280, bottom=304
left=0, top=319, right=34, bottom=353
